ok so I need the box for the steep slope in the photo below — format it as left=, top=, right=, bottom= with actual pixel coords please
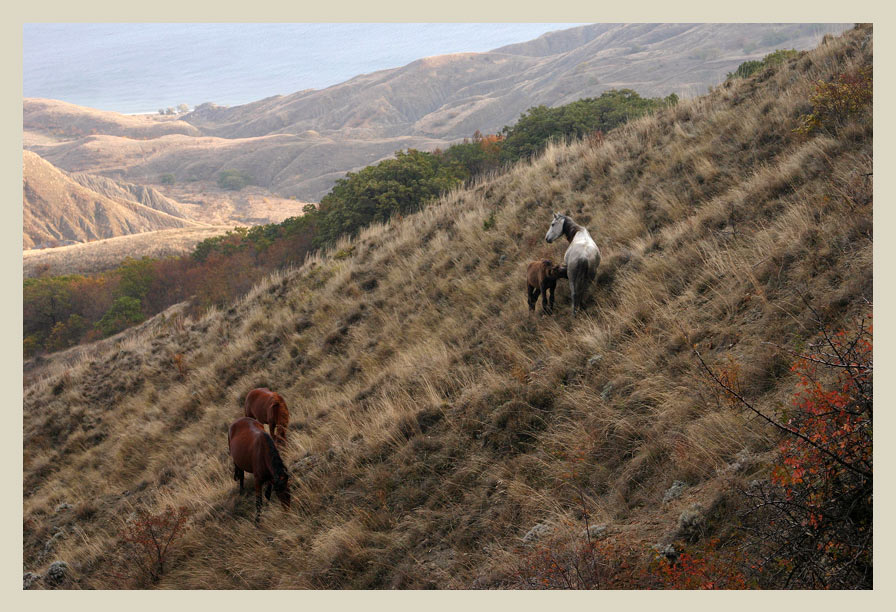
left=22, top=26, right=871, bottom=589
left=25, top=24, right=849, bottom=203
left=68, top=172, right=188, bottom=219
left=22, top=151, right=205, bottom=249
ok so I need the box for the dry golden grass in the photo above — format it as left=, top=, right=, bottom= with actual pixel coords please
left=22, top=25, right=872, bottom=589
left=23, top=226, right=235, bottom=277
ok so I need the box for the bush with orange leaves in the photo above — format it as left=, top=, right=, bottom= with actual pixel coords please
left=743, top=314, right=872, bottom=588
left=796, top=66, right=872, bottom=134
left=649, top=540, right=750, bottom=589
left=515, top=535, right=751, bottom=589
left=697, top=311, right=872, bottom=588
left=515, top=535, right=650, bottom=589
left=118, top=505, right=191, bottom=586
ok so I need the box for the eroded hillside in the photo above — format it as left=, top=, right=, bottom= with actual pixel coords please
left=22, top=151, right=206, bottom=249
left=22, top=25, right=872, bottom=589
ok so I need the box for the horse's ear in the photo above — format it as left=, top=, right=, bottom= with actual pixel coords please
left=553, top=212, right=559, bottom=219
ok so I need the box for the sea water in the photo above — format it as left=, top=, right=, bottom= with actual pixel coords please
left=24, top=23, right=581, bottom=115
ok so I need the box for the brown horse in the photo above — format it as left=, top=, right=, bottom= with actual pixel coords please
left=527, top=260, right=567, bottom=315
left=244, top=388, right=290, bottom=446
left=228, top=417, right=291, bottom=524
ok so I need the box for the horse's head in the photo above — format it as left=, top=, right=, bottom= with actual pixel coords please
left=274, top=473, right=291, bottom=509
left=275, top=395, right=289, bottom=427
left=549, top=264, right=567, bottom=279
left=274, top=431, right=288, bottom=448
left=545, top=212, right=566, bottom=243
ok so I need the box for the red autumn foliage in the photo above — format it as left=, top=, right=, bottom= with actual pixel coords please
left=797, top=66, right=872, bottom=134
left=742, top=314, right=872, bottom=588
left=694, top=311, right=873, bottom=588
left=515, top=534, right=750, bottom=589
left=516, top=535, right=651, bottom=589
left=118, top=505, right=191, bottom=585
left=649, top=540, right=749, bottom=589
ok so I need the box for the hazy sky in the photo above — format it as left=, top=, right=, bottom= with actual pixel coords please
left=24, top=23, right=586, bottom=113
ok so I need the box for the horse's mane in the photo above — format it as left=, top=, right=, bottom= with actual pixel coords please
left=562, top=215, right=582, bottom=242
left=264, top=433, right=287, bottom=481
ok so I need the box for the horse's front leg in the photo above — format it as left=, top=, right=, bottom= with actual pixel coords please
left=540, top=281, right=552, bottom=315
left=254, top=481, right=263, bottom=525
left=548, top=284, right=555, bottom=314
left=569, top=281, right=578, bottom=317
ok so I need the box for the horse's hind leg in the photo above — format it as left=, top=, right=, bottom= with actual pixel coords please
left=233, top=465, right=245, bottom=493
left=254, top=482, right=263, bottom=525
left=265, top=482, right=273, bottom=500
left=541, top=282, right=553, bottom=315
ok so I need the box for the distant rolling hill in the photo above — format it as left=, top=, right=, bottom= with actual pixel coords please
left=23, top=226, right=234, bottom=277
left=181, top=23, right=850, bottom=140
left=23, top=150, right=206, bottom=249
left=23, top=98, right=201, bottom=142
left=25, top=23, right=850, bottom=204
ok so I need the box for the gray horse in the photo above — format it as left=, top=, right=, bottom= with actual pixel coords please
left=545, top=212, right=601, bottom=315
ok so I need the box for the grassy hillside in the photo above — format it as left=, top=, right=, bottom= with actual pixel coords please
left=22, top=25, right=872, bottom=589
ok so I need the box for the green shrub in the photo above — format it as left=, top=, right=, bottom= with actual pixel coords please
left=728, top=49, right=800, bottom=80
left=217, top=169, right=254, bottom=191
left=313, top=149, right=466, bottom=246
left=728, top=60, right=763, bottom=80
left=160, top=173, right=175, bottom=185
left=97, top=296, right=145, bottom=336
left=796, top=66, right=872, bottom=134
left=46, top=314, right=88, bottom=351
left=499, top=89, right=674, bottom=162
left=762, top=48, right=800, bottom=66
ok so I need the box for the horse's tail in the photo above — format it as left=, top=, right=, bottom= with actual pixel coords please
left=570, top=260, right=593, bottom=309
left=572, top=260, right=591, bottom=286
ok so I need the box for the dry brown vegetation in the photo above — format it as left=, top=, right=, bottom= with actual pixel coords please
left=22, top=26, right=871, bottom=589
